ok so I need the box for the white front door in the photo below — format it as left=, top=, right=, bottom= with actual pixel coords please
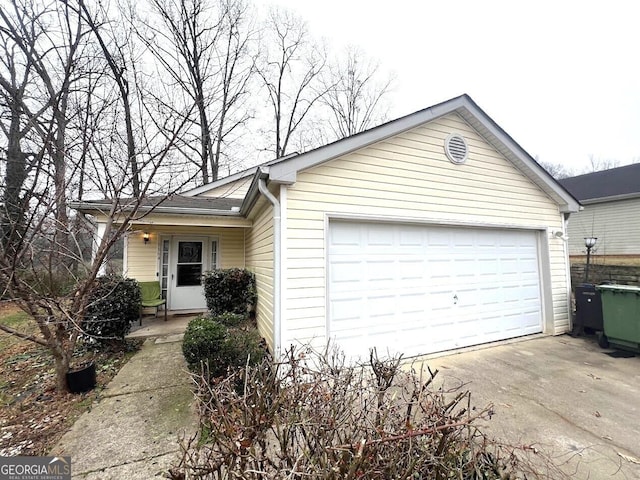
left=169, top=237, right=208, bottom=311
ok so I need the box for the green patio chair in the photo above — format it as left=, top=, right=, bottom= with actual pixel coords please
left=139, top=281, right=167, bottom=325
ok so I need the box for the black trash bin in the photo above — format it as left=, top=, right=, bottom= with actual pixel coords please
left=573, top=283, right=603, bottom=334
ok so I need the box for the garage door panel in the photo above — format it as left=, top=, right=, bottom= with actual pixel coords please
left=330, top=259, right=364, bottom=282
left=399, top=228, right=423, bottom=246
left=367, top=260, right=395, bottom=281
left=328, top=221, right=543, bottom=359
left=398, top=259, right=425, bottom=279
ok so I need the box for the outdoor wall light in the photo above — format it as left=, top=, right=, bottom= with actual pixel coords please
left=584, top=236, right=597, bottom=283
left=143, top=232, right=150, bottom=244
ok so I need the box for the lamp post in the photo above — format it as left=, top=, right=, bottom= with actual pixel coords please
left=584, top=236, right=597, bottom=283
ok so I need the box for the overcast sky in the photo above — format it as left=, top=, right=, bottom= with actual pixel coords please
left=265, top=0, right=640, bottom=173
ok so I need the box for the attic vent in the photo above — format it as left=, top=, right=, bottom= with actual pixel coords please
left=444, top=133, right=468, bottom=164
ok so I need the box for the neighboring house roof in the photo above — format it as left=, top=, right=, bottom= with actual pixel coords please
left=70, top=195, right=243, bottom=216
left=559, top=163, right=640, bottom=203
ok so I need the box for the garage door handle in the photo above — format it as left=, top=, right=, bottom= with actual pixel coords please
left=453, top=294, right=458, bottom=304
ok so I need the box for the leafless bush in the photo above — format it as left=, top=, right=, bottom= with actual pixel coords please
left=169, top=345, right=565, bottom=479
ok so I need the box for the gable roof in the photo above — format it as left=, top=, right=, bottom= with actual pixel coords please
left=559, top=163, right=640, bottom=203
left=238, top=94, right=580, bottom=214
left=182, top=152, right=299, bottom=197
left=182, top=167, right=256, bottom=197
left=72, top=94, right=580, bottom=218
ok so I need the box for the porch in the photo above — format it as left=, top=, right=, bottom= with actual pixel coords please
left=127, top=311, right=199, bottom=339
left=126, top=223, right=249, bottom=312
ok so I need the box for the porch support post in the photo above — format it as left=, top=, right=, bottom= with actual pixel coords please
left=93, top=222, right=107, bottom=277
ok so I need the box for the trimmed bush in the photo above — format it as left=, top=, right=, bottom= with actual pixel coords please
left=183, top=317, right=228, bottom=377
left=83, top=275, right=141, bottom=342
left=203, top=269, right=256, bottom=316
left=182, top=316, right=265, bottom=378
left=215, top=312, right=246, bottom=327
left=225, top=327, right=266, bottom=368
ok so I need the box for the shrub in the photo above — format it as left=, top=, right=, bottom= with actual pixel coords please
left=83, top=275, right=141, bottom=342
left=203, top=269, right=256, bottom=316
left=183, top=316, right=228, bottom=377
left=225, top=327, right=266, bottom=367
left=182, top=316, right=265, bottom=378
left=170, top=347, right=566, bottom=480
left=215, top=312, right=246, bottom=327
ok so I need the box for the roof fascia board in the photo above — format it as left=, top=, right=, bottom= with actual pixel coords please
left=580, top=192, right=640, bottom=205
left=182, top=167, right=257, bottom=197
left=267, top=95, right=469, bottom=183
left=70, top=202, right=242, bottom=217
left=265, top=94, right=579, bottom=213
left=447, top=99, right=580, bottom=213
left=240, top=167, right=269, bottom=216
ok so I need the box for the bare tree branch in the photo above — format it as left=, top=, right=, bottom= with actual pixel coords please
left=322, top=46, right=393, bottom=140
left=257, top=8, right=329, bottom=158
left=0, top=0, right=194, bottom=393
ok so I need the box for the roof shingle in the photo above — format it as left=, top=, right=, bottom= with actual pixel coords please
left=559, top=163, right=640, bottom=201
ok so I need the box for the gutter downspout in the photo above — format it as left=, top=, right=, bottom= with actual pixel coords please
left=563, top=212, right=574, bottom=332
left=258, top=174, right=281, bottom=358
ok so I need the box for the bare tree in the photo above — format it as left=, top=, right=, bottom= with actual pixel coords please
left=257, top=8, right=330, bottom=158
left=0, top=0, right=93, bottom=272
left=0, top=14, right=35, bottom=251
left=78, top=0, right=142, bottom=197
left=0, top=0, right=192, bottom=392
left=139, top=0, right=255, bottom=185
left=587, top=154, right=620, bottom=173
left=538, top=159, right=574, bottom=179
left=211, top=0, right=255, bottom=180
left=322, top=46, right=393, bottom=139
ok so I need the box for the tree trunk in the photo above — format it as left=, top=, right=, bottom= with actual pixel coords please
left=124, top=97, right=141, bottom=197
left=1, top=103, right=27, bottom=252
left=196, top=97, right=211, bottom=185
left=54, top=352, right=71, bottom=393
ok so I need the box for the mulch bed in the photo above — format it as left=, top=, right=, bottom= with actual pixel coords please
left=0, top=302, right=141, bottom=456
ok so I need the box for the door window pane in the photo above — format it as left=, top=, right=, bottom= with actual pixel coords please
left=161, top=240, right=170, bottom=299
left=176, top=241, right=203, bottom=286
left=178, top=242, right=202, bottom=263
left=177, top=264, right=202, bottom=286
left=211, top=240, right=218, bottom=268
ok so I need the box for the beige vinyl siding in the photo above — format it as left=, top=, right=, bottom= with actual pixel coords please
left=125, top=230, right=159, bottom=281
left=199, top=177, right=252, bottom=199
left=125, top=225, right=246, bottom=280
left=283, top=112, right=570, bottom=347
left=245, top=197, right=275, bottom=351
left=567, top=198, right=640, bottom=256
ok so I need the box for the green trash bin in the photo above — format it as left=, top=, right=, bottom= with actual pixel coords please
left=596, top=284, right=640, bottom=353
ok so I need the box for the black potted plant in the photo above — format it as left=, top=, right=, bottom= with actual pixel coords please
left=66, top=361, right=97, bottom=393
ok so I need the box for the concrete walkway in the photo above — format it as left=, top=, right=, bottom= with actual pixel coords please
left=52, top=337, right=196, bottom=479
left=127, top=313, right=196, bottom=339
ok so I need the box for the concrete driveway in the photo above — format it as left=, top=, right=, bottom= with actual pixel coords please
left=426, top=335, right=640, bottom=479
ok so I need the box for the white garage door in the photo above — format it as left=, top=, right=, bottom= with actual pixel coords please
left=328, top=221, right=543, bottom=358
